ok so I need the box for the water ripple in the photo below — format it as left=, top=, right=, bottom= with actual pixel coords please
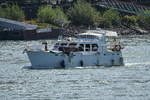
left=0, top=36, right=150, bottom=99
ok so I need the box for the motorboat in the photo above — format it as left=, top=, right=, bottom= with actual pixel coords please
left=25, top=29, right=124, bottom=69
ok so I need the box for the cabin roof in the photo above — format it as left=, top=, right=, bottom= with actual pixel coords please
left=78, top=32, right=104, bottom=39
left=86, top=29, right=118, bottom=37
left=104, top=30, right=118, bottom=37
left=0, top=18, right=37, bottom=30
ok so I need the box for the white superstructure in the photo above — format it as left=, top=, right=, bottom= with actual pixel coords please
left=25, top=29, right=124, bottom=69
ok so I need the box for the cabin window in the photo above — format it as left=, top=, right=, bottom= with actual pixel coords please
left=92, top=44, right=98, bottom=51
left=61, top=43, right=67, bottom=46
left=85, top=44, right=90, bottom=51
left=58, top=43, right=68, bottom=51
left=54, top=43, right=59, bottom=48
left=69, top=43, right=77, bottom=47
left=55, top=43, right=59, bottom=45
left=79, top=44, right=84, bottom=51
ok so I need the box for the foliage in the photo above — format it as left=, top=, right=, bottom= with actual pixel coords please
left=37, top=6, right=55, bottom=23
left=23, top=19, right=60, bottom=29
left=137, top=16, right=150, bottom=29
left=37, top=23, right=59, bottom=29
left=37, top=6, right=69, bottom=26
left=0, top=4, right=25, bottom=21
left=138, top=10, right=150, bottom=29
left=67, top=0, right=100, bottom=27
left=53, top=8, right=70, bottom=26
left=0, top=0, right=149, bottom=30
left=0, top=6, right=6, bottom=18
left=103, top=9, right=121, bottom=27
left=142, top=10, right=150, bottom=15
left=122, top=15, right=138, bottom=27
left=98, top=18, right=111, bottom=28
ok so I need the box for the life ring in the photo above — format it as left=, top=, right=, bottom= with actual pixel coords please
left=115, top=45, right=121, bottom=51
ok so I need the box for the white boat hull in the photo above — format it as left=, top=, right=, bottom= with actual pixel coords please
left=27, top=51, right=124, bottom=69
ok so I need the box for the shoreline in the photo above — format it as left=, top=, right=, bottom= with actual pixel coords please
left=64, top=25, right=150, bottom=36
left=0, top=25, right=149, bottom=40
left=111, top=27, right=150, bottom=36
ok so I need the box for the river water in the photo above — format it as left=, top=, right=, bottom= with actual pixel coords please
left=0, top=35, right=150, bottom=100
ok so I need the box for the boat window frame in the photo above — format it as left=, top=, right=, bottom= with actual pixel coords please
left=55, top=43, right=59, bottom=46
left=60, top=43, right=68, bottom=47
left=92, top=44, right=98, bottom=51
left=78, top=43, right=99, bottom=52
left=53, top=43, right=60, bottom=49
left=69, top=42, right=77, bottom=47
left=79, top=44, right=84, bottom=51
left=85, top=44, right=90, bottom=51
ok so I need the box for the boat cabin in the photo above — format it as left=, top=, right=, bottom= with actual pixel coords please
left=54, top=42, right=99, bottom=52
left=52, top=33, right=107, bottom=53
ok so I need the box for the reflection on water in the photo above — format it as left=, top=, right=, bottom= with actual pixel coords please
left=0, top=35, right=150, bottom=100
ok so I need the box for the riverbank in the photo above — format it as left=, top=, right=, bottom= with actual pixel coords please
left=0, top=24, right=149, bottom=40
left=62, top=25, right=150, bottom=37
left=106, top=26, right=150, bottom=35
left=0, top=0, right=149, bottom=40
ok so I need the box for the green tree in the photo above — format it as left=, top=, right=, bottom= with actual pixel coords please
left=37, top=6, right=69, bottom=26
left=137, top=16, right=150, bottom=29
left=53, top=8, right=70, bottom=26
left=137, top=10, right=150, bottom=29
left=0, top=4, right=25, bottom=21
left=67, top=0, right=100, bottom=26
left=37, top=6, right=55, bottom=23
left=122, top=15, right=138, bottom=27
left=103, top=9, right=121, bottom=27
left=0, top=6, right=6, bottom=18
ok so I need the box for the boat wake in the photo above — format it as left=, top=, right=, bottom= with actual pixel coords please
left=125, top=62, right=150, bottom=66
